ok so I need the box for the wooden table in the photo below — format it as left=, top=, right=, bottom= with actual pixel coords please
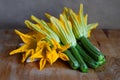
left=0, top=29, right=120, bottom=80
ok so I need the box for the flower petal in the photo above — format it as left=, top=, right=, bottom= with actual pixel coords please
left=36, top=40, right=46, bottom=52
left=30, top=48, right=43, bottom=59
left=9, top=44, right=29, bottom=55
left=60, top=44, right=70, bottom=52
left=87, top=23, right=98, bottom=37
left=59, top=53, right=69, bottom=61
left=46, top=49, right=59, bottom=65
left=22, top=49, right=34, bottom=63
left=51, top=39, right=61, bottom=49
left=46, top=43, right=52, bottom=52
left=84, top=14, right=88, bottom=26
left=39, top=58, right=47, bottom=70
left=34, top=32, right=46, bottom=41
left=14, top=29, right=35, bottom=44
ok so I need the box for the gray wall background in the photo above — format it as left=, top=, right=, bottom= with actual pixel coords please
left=0, top=0, right=120, bottom=29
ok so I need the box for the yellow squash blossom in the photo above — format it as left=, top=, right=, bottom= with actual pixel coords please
left=9, top=29, right=37, bottom=62
left=69, top=4, right=98, bottom=38
left=23, top=19, right=70, bottom=70
left=50, top=39, right=70, bottom=61
left=10, top=29, right=69, bottom=70
left=30, top=39, right=69, bottom=70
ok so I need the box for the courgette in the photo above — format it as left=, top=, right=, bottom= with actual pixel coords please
left=80, top=36, right=105, bottom=61
left=64, top=50, right=80, bottom=70
left=96, top=58, right=106, bottom=66
left=70, top=46, right=88, bottom=73
left=76, top=44, right=99, bottom=69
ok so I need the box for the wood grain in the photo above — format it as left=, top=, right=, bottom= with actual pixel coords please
left=0, top=29, right=120, bottom=80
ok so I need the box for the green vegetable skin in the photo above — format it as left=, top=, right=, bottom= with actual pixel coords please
left=70, top=46, right=88, bottom=73
left=80, top=36, right=105, bottom=61
left=76, top=44, right=100, bottom=69
left=64, top=50, right=80, bottom=70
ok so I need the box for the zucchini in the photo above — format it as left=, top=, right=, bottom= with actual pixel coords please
left=64, top=50, right=80, bottom=70
left=76, top=44, right=99, bottom=69
left=70, top=46, right=88, bottom=73
left=80, top=36, right=105, bottom=61
left=96, top=58, right=106, bottom=66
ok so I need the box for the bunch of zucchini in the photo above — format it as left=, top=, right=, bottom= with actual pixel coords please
left=45, top=4, right=106, bottom=72
left=10, top=4, right=106, bottom=73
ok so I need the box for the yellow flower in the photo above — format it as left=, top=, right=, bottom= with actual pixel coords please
left=22, top=49, right=34, bottom=63
left=27, top=31, right=46, bottom=42
left=69, top=4, right=98, bottom=38
left=9, top=30, right=36, bottom=55
left=10, top=16, right=70, bottom=70
left=29, top=39, right=70, bottom=70
left=46, top=43, right=59, bottom=65
left=51, top=39, right=70, bottom=61
left=9, top=29, right=46, bottom=63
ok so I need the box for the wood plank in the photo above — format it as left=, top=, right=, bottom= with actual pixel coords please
left=91, top=29, right=120, bottom=80
left=107, top=30, right=120, bottom=58
left=107, top=30, right=120, bottom=40
left=92, top=29, right=117, bottom=57
left=0, top=58, right=99, bottom=80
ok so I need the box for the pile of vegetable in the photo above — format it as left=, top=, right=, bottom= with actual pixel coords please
left=9, top=4, right=106, bottom=73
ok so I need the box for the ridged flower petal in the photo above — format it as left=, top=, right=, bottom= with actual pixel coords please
left=9, top=44, right=29, bottom=55
left=59, top=53, right=69, bottom=61
left=39, top=58, right=47, bottom=70
left=22, top=49, right=34, bottom=63
left=14, top=29, right=36, bottom=44
left=46, top=49, right=59, bottom=65
left=30, top=48, right=43, bottom=59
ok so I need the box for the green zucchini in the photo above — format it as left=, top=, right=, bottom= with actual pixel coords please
left=70, top=46, right=88, bottom=73
left=96, top=58, right=106, bottom=66
left=64, top=50, right=80, bottom=70
left=80, top=36, right=105, bottom=61
left=76, top=44, right=99, bottom=69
